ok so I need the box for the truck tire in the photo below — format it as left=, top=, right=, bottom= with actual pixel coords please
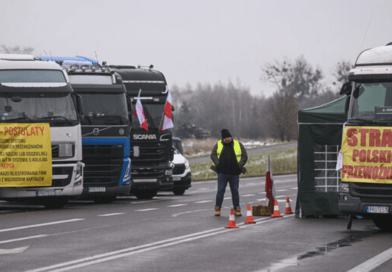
left=373, top=215, right=392, bottom=231
left=173, top=189, right=185, bottom=196
left=133, top=189, right=157, bottom=199
left=41, top=197, right=69, bottom=209
left=93, top=196, right=117, bottom=204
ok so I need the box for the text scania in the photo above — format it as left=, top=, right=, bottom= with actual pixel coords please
left=1, top=126, right=45, bottom=136
left=133, top=134, right=157, bottom=140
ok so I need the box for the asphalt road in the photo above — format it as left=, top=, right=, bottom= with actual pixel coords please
left=1, top=174, right=391, bottom=272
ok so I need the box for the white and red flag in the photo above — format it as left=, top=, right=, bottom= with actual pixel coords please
left=265, top=154, right=276, bottom=206
left=160, top=89, right=174, bottom=131
left=133, top=90, right=148, bottom=131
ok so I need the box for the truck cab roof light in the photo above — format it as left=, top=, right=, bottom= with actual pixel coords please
left=91, top=65, right=99, bottom=71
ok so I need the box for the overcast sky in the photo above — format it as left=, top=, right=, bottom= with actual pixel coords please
left=1, top=0, right=391, bottom=97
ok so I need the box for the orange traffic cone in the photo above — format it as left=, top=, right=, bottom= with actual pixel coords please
left=225, top=208, right=239, bottom=228
left=284, top=197, right=294, bottom=214
left=271, top=199, right=283, bottom=218
left=244, top=204, right=256, bottom=224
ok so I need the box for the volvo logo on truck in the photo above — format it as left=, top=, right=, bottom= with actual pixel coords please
left=133, top=134, right=157, bottom=140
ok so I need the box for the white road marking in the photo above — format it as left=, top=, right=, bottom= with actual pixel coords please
left=276, top=189, right=288, bottom=192
left=27, top=215, right=294, bottom=272
left=195, top=200, right=212, bottom=204
left=0, top=235, right=47, bottom=244
left=134, top=208, right=158, bottom=212
left=167, top=204, right=187, bottom=207
left=346, top=246, right=392, bottom=272
left=242, top=194, right=256, bottom=197
left=0, top=219, right=85, bottom=233
left=172, top=209, right=210, bottom=217
left=224, top=197, right=231, bottom=200
left=98, top=213, right=124, bottom=217
left=290, top=187, right=298, bottom=190
left=0, top=246, right=29, bottom=255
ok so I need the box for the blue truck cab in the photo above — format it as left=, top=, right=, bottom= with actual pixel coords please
left=37, top=56, right=131, bottom=203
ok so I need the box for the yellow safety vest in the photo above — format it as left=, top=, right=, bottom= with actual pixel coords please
left=212, top=140, right=242, bottom=166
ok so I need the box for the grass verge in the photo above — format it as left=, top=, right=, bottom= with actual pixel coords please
left=191, top=147, right=297, bottom=181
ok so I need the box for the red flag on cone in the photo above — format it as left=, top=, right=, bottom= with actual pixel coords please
left=265, top=154, right=276, bottom=206
left=133, top=89, right=148, bottom=131
left=225, top=208, right=239, bottom=229
left=160, top=89, right=174, bottom=131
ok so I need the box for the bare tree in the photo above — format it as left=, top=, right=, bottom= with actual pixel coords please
left=332, top=60, right=352, bottom=85
left=262, top=56, right=323, bottom=101
left=0, top=45, right=34, bottom=54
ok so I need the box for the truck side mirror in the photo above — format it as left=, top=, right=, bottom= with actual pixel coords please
left=344, top=96, right=351, bottom=120
left=75, top=94, right=85, bottom=120
left=340, top=82, right=352, bottom=95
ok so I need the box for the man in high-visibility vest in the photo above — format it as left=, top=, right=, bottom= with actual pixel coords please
left=210, top=129, right=248, bottom=216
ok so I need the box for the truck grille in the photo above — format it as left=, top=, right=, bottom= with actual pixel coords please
left=351, top=182, right=392, bottom=198
left=131, top=139, right=171, bottom=180
left=173, top=164, right=185, bottom=175
left=51, top=167, right=73, bottom=187
left=82, top=145, right=124, bottom=185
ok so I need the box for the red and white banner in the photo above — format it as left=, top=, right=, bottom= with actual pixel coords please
left=160, top=89, right=174, bottom=131
left=133, top=90, right=148, bottom=131
left=265, top=154, right=276, bottom=206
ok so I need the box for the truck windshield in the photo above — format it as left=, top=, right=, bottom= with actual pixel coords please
left=132, top=102, right=164, bottom=130
left=0, top=70, right=66, bottom=83
left=79, top=93, right=128, bottom=125
left=0, top=93, right=78, bottom=126
left=349, top=82, right=392, bottom=123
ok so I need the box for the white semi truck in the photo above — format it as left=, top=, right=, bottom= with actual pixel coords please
left=339, top=43, right=392, bottom=230
left=0, top=54, right=84, bottom=208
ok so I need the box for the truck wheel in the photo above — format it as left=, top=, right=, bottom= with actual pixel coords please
left=41, top=197, right=69, bottom=209
left=93, top=196, right=117, bottom=204
left=373, top=215, right=392, bottom=231
left=173, top=189, right=185, bottom=196
left=134, top=189, right=157, bottom=199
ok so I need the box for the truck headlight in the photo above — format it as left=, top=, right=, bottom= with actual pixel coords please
left=75, top=162, right=84, bottom=180
left=123, top=160, right=131, bottom=183
left=185, top=159, right=190, bottom=169
left=340, top=182, right=349, bottom=193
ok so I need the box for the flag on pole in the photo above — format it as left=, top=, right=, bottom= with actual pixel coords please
left=265, top=154, right=276, bottom=206
left=133, top=89, right=148, bottom=131
left=160, top=89, right=174, bottom=131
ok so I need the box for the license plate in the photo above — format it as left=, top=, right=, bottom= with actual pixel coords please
left=367, top=206, right=389, bottom=214
left=173, top=176, right=181, bottom=181
left=36, top=190, right=56, bottom=196
left=88, top=187, right=106, bottom=193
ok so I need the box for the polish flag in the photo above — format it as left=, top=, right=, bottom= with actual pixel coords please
left=133, top=90, right=148, bottom=131
left=265, top=154, right=276, bottom=206
left=160, top=89, right=174, bottom=131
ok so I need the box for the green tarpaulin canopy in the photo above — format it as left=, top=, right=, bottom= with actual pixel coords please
left=296, top=96, right=347, bottom=216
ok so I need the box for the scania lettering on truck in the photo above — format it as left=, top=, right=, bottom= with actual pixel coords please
left=110, top=65, right=173, bottom=199
left=339, top=42, right=392, bottom=230
left=0, top=54, right=84, bottom=209
left=37, top=56, right=131, bottom=203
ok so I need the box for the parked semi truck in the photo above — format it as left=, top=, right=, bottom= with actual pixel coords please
left=110, top=65, right=173, bottom=199
left=0, top=54, right=84, bottom=208
left=37, top=56, right=131, bottom=203
left=339, top=42, right=392, bottom=230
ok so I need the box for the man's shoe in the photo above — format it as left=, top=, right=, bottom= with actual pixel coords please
left=235, top=206, right=242, bottom=216
left=214, top=206, right=221, bottom=216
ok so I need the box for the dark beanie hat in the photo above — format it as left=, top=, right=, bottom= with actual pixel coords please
left=221, top=129, right=232, bottom=139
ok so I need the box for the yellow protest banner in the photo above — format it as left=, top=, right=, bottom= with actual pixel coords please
left=341, top=126, right=392, bottom=184
left=0, top=123, right=52, bottom=187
